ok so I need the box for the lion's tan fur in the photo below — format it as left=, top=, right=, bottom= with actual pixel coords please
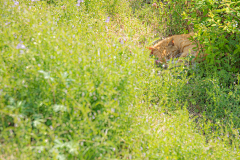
left=148, top=33, right=204, bottom=63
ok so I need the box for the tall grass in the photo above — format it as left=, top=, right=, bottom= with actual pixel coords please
left=0, top=0, right=239, bottom=159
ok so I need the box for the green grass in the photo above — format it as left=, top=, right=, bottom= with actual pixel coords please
left=0, top=0, right=239, bottom=159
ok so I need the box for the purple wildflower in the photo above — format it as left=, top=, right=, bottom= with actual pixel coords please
left=155, top=60, right=161, bottom=65
left=16, top=43, right=26, bottom=49
left=77, top=0, right=84, bottom=6
left=14, top=1, right=19, bottom=5
left=5, top=22, right=11, bottom=26
left=105, top=17, right=110, bottom=23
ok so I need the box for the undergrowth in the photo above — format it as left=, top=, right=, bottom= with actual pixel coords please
left=0, top=0, right=239, bottom=159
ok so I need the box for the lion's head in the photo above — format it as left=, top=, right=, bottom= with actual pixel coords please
left=147, top=37, right=180, bottom=63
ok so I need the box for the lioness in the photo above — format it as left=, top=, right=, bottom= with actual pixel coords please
left=148, top=33, right=204, bottom=66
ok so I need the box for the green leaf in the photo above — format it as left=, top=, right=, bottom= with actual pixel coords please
left=187, top=20, right=192, bottom=25
left=203, top=9, right=208, bottom=16
left=233, top=49, right=240, bottom=55
left=201, top=17, right=208, bottom=22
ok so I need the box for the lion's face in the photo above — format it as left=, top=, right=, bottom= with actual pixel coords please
left=148, top=38, right=180, bottom=63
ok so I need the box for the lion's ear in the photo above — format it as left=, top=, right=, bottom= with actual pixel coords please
left=168, top=38, right=174, bottom=46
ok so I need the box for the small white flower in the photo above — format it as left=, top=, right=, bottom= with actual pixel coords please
left=52, top=104, right=67, bottom=112
left=111, top=108, right=115, bottom=112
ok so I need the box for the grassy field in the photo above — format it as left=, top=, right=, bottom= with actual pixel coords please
left=0, top=0, right=239, bottom=159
